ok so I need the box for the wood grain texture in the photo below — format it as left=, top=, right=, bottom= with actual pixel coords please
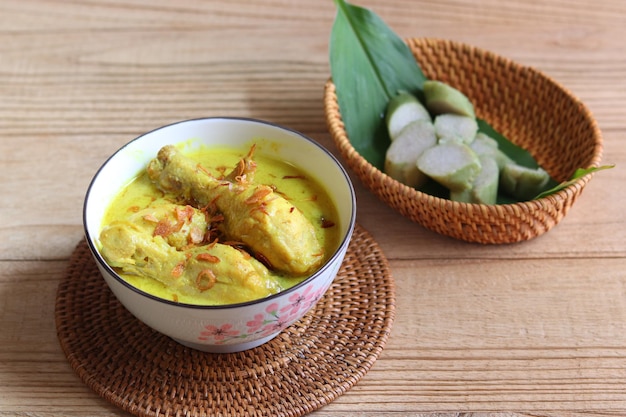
left=1, top=0, right=625, bottom=416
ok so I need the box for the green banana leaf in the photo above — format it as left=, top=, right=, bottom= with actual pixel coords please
left=330, top=0, right=535, bottom=173
left=330, top=0, right=426, bottom=168
left=534, top=165, right=614, bottom=199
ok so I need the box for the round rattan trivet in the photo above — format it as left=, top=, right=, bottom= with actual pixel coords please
left=56, top=224, right=395, bottom=417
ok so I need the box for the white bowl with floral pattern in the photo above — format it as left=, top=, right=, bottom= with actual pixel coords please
left=83, top=117, right=356, bottom=353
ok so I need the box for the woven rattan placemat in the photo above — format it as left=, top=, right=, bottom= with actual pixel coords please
left=56, top=224, right=395, bottom=417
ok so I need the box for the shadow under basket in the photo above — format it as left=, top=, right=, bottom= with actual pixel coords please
left=324, top=37, right=603, bottom=244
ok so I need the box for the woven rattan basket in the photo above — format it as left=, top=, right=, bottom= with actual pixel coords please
left=324, top=38, right=603, bottom=244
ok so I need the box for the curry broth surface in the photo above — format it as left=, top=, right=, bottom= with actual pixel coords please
left=100, top=144, right=341, bottom=305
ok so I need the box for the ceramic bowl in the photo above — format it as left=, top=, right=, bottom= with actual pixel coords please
left=324, top=38, right=603, bottom=244
left=83, top=117, right=356, bottom=353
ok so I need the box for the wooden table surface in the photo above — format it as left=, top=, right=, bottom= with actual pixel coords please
left=1, top=0, right=625, bottom=416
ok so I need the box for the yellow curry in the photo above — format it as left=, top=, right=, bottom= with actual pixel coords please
left=98, top=143, right=340, bottom=305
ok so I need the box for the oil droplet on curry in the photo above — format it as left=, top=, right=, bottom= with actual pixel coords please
left=98, top=143, right=341, bottom=306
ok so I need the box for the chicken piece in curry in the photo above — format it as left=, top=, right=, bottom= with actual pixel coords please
left=147, top=145, right=324, bottom=276
left=98, top=144, right=339, bottom=305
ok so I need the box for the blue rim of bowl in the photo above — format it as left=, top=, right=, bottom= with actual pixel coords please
left=83, top=116, right=357, bottom=310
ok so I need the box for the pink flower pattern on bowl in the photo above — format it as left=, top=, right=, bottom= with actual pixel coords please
left=196, top=283, right=326, bottom=345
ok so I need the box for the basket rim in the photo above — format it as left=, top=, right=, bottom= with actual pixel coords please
left=324, top=37, right=604, bottom=211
